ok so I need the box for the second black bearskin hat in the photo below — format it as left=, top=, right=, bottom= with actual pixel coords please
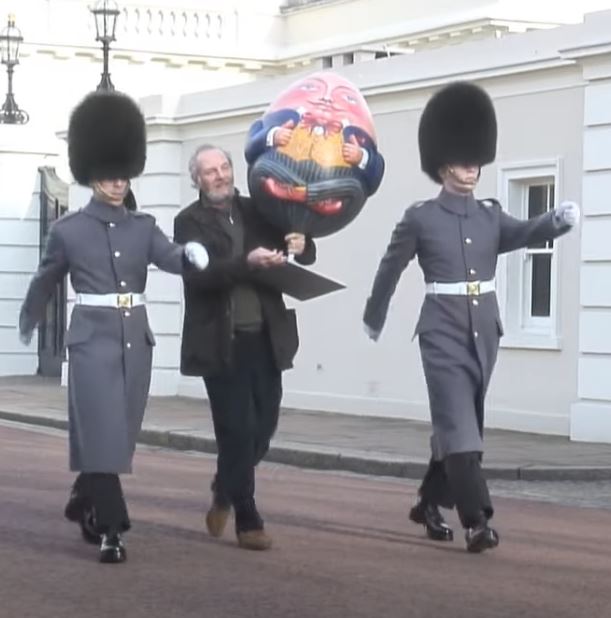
left=68, top=91, right=146, bottom=186
left=418, top=81, right=497, bottom=184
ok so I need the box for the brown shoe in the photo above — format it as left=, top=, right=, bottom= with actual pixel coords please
left=206, top=504, right=231, bottom=538
left=237, top=529, right=272, bottom=551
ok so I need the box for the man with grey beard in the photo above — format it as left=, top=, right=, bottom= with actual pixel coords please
left=174, top=145, right=316, bottom=551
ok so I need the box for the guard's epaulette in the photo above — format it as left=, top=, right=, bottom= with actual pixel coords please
left=479, top=198, right=500, bottom=208
left=131, top=210, right=154, bottom=220
left=409, top=199, right=430, bottom=210
left=402, top=201, right=424, bottom=219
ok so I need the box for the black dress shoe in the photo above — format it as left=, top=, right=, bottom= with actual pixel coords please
left=64, top=493, right=102, bottom=545
left=80, top=509, right=102, bottom=545
left=64, top=490, right=87, bottom=522
left=409, top=500, right=454, bottom=541
left=99, top=534, right=127, bottom=564
left=465, top=524, right=499, bottom=553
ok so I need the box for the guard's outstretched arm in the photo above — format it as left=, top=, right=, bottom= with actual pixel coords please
left=19, top=224, right=69, bottom=344
left=497, top=200, right=577, bottom=255
left=174, top=213, right=250, bottom=293
left=363, top=206, right=419, bottom=340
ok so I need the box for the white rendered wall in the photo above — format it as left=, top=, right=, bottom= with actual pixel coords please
left=0, top=126, right=60, bottom=376
left=165, top=15, right=611, bottom=436
left=570, top=57, right=611, bottom=443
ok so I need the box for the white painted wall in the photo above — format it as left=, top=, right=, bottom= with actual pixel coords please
left=158, top=12, right=611, bottom=437
left=0, top=127, right=60, bottom=375
left=569, top=53, right=611, bottom=443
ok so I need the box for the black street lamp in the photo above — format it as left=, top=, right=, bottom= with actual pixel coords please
left=91, top=0, right=120, bottom=91
left=0, top=14, right=29, bottom=124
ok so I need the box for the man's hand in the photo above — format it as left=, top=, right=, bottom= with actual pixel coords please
left=342, top=134, right=363, bottom=166
left=184, top=242, right=209, bottom=270
left=285, top=233, right=306, bottom=256
left=554, top=201, right=581, bottom=227
left=273, top=120, right=295, bottom=147
left=247, top=247, right=287, bottom=268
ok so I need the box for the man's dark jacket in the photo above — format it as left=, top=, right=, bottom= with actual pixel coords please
left=173, top=192, right=316, bottom=377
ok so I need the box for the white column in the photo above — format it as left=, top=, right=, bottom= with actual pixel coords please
left=0, top=126, right=60, bottom=376
left=134, top=121, right=185, bottom=396
left=570, top=53, right=611, bottom=442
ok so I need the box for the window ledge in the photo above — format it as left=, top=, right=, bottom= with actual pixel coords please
left=500, top=333, right=562, bottom=351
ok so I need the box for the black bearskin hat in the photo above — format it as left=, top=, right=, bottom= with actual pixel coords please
left=68, top=91, right=146, bottom=185
left=418, top=82, right=497, bottom=184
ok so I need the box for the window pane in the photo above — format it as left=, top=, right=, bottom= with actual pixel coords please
left=549, top=183, right=555, bottom=207
left=528, top=185, right=547, bottom=218
left=531, top=254, right=552, bottom=317
left=548, top=184, right=555, bottom=249
left=527, top=183, right=553, bottom=249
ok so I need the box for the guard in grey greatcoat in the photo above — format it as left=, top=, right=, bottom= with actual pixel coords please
left=19, top=91, right=208, bottom=563
left=363, top=82, right=580, bottom=553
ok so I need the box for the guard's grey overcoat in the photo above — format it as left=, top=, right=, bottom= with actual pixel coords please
left=364, top=189, right=570, bottom=459
left=20, top=198, right=185, bottom=473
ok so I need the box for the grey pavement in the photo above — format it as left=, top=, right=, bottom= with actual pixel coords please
left=2, top=375, right=611, bottom=482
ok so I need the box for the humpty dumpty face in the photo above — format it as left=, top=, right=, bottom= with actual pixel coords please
left=268, top=72, right=377, bottom=143
left=245, top=71, right=384, bottom=237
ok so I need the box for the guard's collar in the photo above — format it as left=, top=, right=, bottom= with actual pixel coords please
left=83, top=197, right=128, bottom=223
left=436, top=188, right=477, bottom=217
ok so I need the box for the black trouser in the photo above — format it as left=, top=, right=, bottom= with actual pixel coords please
left=419, top=458, right=454, bottom=509
left=418, top=452, right=493, bottom=529
left=65, top=472, right=130, bottom=534
left=204, top=330, right=282, bottom=532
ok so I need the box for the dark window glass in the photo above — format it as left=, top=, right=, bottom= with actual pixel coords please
left=531, top=254, right=552, bottom=317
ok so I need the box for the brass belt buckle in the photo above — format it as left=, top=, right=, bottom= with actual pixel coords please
left=467, top=281, right=480, bottom=296
left=117, top=293, right=132, bottom=308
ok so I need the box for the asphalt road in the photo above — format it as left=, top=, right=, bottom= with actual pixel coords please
left=1, top=422, right=610, bottom=618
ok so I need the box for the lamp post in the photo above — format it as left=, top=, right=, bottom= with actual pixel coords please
left=91, top=0, right=120, bottom=91
left=0, top=14, right=28, bottom=124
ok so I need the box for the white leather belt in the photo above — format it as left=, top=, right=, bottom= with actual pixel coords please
left=75, top=293, right=146, bottom=308
left=425, top=279, right=495, bottom=296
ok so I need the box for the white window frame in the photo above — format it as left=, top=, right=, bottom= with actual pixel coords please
left=496, top=159, right=563, bottom=350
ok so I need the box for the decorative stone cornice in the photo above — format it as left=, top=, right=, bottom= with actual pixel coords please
left=13, top=1, right=579, bottom=72
left=19, top=44, right=271, bottom=72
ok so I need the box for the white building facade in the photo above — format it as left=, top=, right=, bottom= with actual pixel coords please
left=2, top=1, right=611, bottom=442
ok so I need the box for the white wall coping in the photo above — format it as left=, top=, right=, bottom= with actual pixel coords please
left=136, top=10, right=611, bottom=125
left=0, top=125, right=60, bottom=156
left=14, top=1, right=603, bottom=65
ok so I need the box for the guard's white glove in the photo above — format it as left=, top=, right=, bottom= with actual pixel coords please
left=184, top=242, right=209, bottom=271
left=364, top=322, right=380, bottom=342
left=554, top=201, right=580, bottom=227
